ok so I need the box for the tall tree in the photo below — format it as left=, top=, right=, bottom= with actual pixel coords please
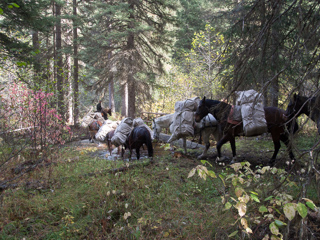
left=216, top=0, right=320, bottom=106
left=55, top=1, right=64, bottom=117
left=73, top=0, right=79, bottom=125
left=80, top=0, right=177, bottom=117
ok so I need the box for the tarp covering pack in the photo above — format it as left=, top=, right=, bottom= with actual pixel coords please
left=167, top=97, right=200, bottom=143
left=95, top=120, right=120, bottom=142
left=111, top=117, right=134, bottom=146
left=235, top=89, right=268, bottom=136
left=80, top=111, right=105, bottom=128
left=110, top=117, right=152, bottom=146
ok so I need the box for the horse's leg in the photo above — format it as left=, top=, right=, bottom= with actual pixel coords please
left=183, top=137, right=187, bottom=154
left=198, top=129, right=203, bottom=144
left=107, top=140, right=112, bottom=155
left=136, top=146, right=140, bottom=160
left=197, top=130, right=210, bottom=159
left=89, top=131, right=94, bottom=143
left=270, top=131, right=281, bottom=166
left=280, top=133, right=295, bottom=170
left=229, top=135, right=237, bottom=163
left=121, top=146, right=125, bottom=158
left=216, top=135, right=230, bottom=162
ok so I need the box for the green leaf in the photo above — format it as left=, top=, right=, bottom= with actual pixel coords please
left=269, top=222, right=279, bottom=235
left=228, top=230, right=238, bottom=238
left=303, top=198, right=316, bottom=210
left=207, top=170, right=216, bottom=178
left=0, top=8, right=3, bottom=14
left=274, top=220, right=287, bottom=227
left=17, top=61, right=27, bottom=66
left=224, top=202, right=232, bottom=210
left=264, top=196, right=274, bottom=201
left=251, top=194, right=260, bottom=203
left=297, top=203, right=308, bottom=218
left=259, top=205, right=268, bottom=213
left=12, top=3, right=20, bottom=8
left=283, top=203, right=296, bottom=221
left=219, top=174, right=226, bottom=187
left=235, top=187, right=244, bottom=198
left=306, top=201, right=316, bottom=210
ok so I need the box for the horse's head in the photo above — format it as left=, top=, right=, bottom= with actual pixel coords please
left=152, top=119, right=161, bottom=140
left=195, top=96, right=209, bottom=122
left=286, top=93, right=306, bottom=118
left=101, top=108, right=112, bottom=120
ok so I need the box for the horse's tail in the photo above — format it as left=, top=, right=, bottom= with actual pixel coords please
left=145, top=133, right=154, bottom=158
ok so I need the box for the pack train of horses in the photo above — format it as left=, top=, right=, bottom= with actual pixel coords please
left=83, top=93, right=319, bottom=165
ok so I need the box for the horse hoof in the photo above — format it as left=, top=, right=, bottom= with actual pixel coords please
left=268, top=160, right=275, bottom=167
left=215, top=156, right=227, bottom=163
left=197, top=154, right=206, bottom=160
left=229, top=158, right=238, bottom=164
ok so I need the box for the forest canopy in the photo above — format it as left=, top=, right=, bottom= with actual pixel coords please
left=0, top=0, right=320, bottom=120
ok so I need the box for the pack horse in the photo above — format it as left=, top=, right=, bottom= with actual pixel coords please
left=195, top=96, right=298, bottom=166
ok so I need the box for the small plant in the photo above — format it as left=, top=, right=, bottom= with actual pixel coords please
left=188, top=161, right=319, bottom=239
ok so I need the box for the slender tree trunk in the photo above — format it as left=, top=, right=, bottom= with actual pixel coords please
left=121, top=82, right=128, bottom=117
left=259, top=0, right=269, bottom=106
left=127, top=73, right=135, bottom=118
left=270, top=0, right=280, bottom=107
left=66, top=55, right=73, bottom=125
left=73, top=0, right=79, bottom=125
left=56, top=2, right=64, bottom=118
left=109, top=77, right=115, bottom=112
left=126, top=0, right=135, bottom=118
left=32, top=31, right=41, bottom=88
left=53, top=2, right=56, bottom=93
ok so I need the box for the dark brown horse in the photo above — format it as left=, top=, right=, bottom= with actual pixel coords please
left=286, top=93, right=320, bottom=134
left=195, top=97, right=298, bottom=165
left=101, top=108, right=112, bottom=120
left=124, top=126, right=153, bottom=160
left=88, top=120, right=103, bottom=143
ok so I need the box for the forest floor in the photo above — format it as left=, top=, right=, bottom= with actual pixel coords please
left=1, top=127, right=320, bottom=239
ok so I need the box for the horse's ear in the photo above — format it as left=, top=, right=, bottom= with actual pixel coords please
left=293, top=93, right=297, bottom=100
left=202, top=96, right=206, bottom=101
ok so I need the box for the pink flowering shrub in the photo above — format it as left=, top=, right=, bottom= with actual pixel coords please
left=0, top=83, right=72, bottom=148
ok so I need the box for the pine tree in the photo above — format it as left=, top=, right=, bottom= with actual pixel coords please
left=79, top=0, right=177, bottom=117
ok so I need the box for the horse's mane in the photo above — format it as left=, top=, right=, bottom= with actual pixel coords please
left=204, top=99, right=222, bottom=106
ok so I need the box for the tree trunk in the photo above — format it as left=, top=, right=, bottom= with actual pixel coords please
left=32, top=31, right=41, bottom=87
left=259, top=0, right=269, bottom=107
left=127, top=73, right=135, bottom=118
left=121, top=82, right=128, bottom=117
left=73, top=0, right=79, bottom=125
left=67, top=55, right=73, bottom=125
left=270, top=0, right=280, bottom=107
left=109, top=77, right=115, bottom=113
left=55, top=2, right=64, bottom=118
left=126, top=0, right=135, bottom=118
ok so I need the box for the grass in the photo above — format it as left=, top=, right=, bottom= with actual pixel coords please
left=0, top=126, right=319, bottom=239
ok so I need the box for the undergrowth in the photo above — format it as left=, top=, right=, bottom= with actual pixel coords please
left=0, top=126, right=319, bottom=239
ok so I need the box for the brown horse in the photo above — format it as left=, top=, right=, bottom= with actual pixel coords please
left=101, top=107, right=112, bottom=120
left=195, top=97, right=298, bottom=165
left=88, top=120, right=103, bottom=143
left=105, top=129, right=122, bottom=155
left=124, top=126, right=153, bottom=160
left=286, top=93, right=320, bottom=134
